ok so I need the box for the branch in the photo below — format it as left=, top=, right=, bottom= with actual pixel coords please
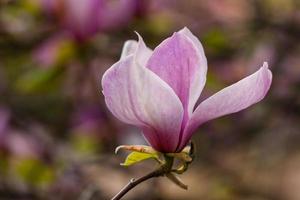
left=111, top=168, right=164, bottom=200
left=111, top=156, right=174, bottom=200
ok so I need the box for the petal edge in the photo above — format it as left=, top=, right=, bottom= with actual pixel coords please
left=102, top=55, right=184, bottom=152
left=179, top=63, right=272, bottom=150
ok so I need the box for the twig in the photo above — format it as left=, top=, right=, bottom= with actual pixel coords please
left=111, top=156, right=174, bottom=200
left=111, top=169, right=164, bottom=200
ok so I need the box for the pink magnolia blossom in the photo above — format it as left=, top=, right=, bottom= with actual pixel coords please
left=101, top=27, right=272, bottom=153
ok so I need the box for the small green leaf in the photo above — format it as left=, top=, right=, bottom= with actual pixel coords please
left=121, top=152, right=159, bottom=167
left=15, top=67, right=64, bottom=93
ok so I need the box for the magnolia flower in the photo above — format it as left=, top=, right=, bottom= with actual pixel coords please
left=101, top=27, right=272, bottom=153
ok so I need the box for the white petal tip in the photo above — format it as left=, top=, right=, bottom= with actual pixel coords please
left=124, top=39, right=137, bottom=45
left=120, top=40, right=138, bottom=59
left=261, top=62, right=272, bottom=80
left=180, top=26, right=191, bottom=33
left=115, top=145, right=124, bottom=154
left=134, top=31, right=142, bottom=40
left=262, top=62, right=269, bottom=68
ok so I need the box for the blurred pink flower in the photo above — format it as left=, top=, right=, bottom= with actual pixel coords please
left=59, top=0, right=102, bottom=41
left=101, top=27, right=272, bottom=153
left=33, top=33, right=69, bottom=68
left=6, top=132, right=43, bottom=159
left=71, top=105, right=108, bottom=139
left=41, top=0, right=140, bottom=41
left=0, top=107, right=10, bottom=149
left=41, top=0, right=61, bottom=14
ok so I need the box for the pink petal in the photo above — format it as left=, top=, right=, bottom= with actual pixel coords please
left=120, top=33, right=152, bottom=66
left=120, top=40, right=138, bottom=59
left=179, top=63, right=272, bottom=150
left=134, top=32, right=153, bottom=66
left=102, top=55, right=184, bottom=152
left=178, top=27, right=207, bottom=114
left=32, top=34, right=68, bottom=68
left=146, top=29, right=206, bottom=126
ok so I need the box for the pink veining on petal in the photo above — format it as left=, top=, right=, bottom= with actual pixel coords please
left=178, top=27, right=207, bottom=115
left=146, top=32, right=200, bottom=127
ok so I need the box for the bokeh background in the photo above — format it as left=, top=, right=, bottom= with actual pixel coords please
left=0, top=0, right=300, bottom=199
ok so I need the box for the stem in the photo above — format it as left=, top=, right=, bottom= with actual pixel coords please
left=111, top=169, right=163, bottom=200
left=111, top=156, right=174, bottom=200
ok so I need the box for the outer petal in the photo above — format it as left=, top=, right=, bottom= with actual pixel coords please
left=134, top=33, right=153, bottom=66
left=146, top=30, right=206, bottom=125
left=179, top=63, right=272, bottom=150
left=178, top=27, right=207, bottom=115
left=120, top=40, right=138, bottom=59
left=120, top=33, right=152, bottom=66
left=102, top=55, right=184, bottom=152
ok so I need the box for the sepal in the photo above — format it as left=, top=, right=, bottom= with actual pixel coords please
left=115, top=145, right=157, bottom=154
left=115, top=145, right=162, bottom=166
left=166, top=173, right=188, bottom=190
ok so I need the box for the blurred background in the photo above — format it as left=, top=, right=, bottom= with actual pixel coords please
left=0, top=0, right=300, bottom=199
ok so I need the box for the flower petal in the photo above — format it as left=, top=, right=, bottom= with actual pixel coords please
left=102, top=55, right=184, bottom=152
left=179, top=63, right=272, bottom=150
left=134, top=32, right=153, bottom=66
left=120, top=33, right=152, bottom=66
left=146, top=30, right=206, bottom=125
left=120, top=40, right=138, bottom=59
left=178, top=27, right=207, bottom=114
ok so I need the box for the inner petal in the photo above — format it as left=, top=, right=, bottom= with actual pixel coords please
left=146, top=32, right=200, bottom=126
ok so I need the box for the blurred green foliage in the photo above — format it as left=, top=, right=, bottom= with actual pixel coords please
left=13, top=158, right=54, bottom=187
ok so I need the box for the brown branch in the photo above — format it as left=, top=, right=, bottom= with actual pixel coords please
left=111, top=156, right=174, bottom=200
left=111, top=169, right=164, bottom=200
